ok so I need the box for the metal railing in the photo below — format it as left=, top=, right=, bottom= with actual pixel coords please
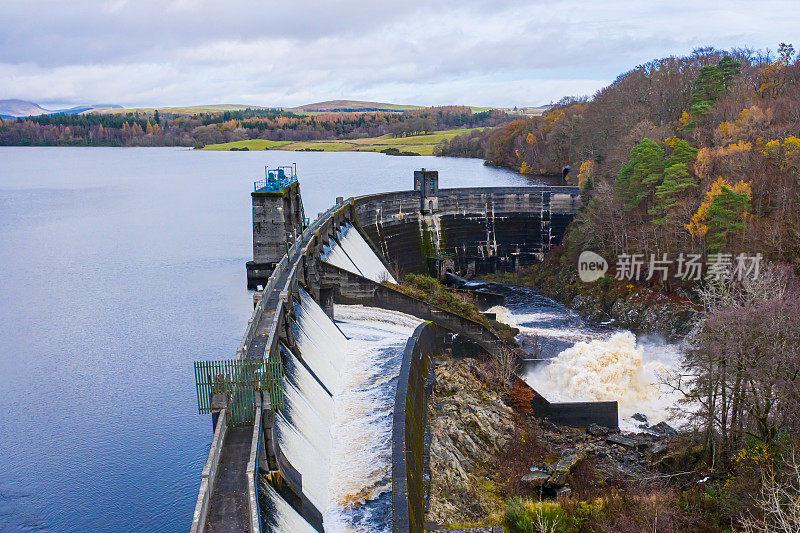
left=254, top=165, right=298, bottom=192
left=194, top=359, right=283, bottom=425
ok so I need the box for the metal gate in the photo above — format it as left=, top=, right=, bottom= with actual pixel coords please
left=193, top=359, right=283, bottom=426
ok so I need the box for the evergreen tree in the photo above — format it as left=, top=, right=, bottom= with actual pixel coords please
left=615, top=138, right=665, bottom=210
left=650, top=163, right=696, bottom=224
left=690, top=65, right=725, bottom=117
left=718, top=55, right=741, bottom=88
left=705, top=186, right=750, bottom=252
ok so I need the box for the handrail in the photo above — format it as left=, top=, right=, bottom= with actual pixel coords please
left=247, top=393, right=264, bottom=533
left=190, top=408, right=228, bottom=533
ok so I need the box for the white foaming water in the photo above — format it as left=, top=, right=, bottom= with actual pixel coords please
left=275, top=410, right=331, bottom=510
left=488, top=304, right=610, bottom=343
left=524, top=331, right=683, bottom=431
left=323, top=240, right=361, bottom=276
left=282, top=381, right=333, bottom=462
left=260, top=480, right=319, bottom=533
left=292, top=288, right=349, bottom=391
left=324, top=305, right=422, bottom=532
left=282, top=345, right=335, bottom=426
left=274, top=285, right=420, bottom=532
left=322, top=223, right=397, bottom=284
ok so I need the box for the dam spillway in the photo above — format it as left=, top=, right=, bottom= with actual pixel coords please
left=192, top=167, right=605, bottom=533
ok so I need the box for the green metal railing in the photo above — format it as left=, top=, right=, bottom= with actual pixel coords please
left=194, top=359, right=283, bottom=426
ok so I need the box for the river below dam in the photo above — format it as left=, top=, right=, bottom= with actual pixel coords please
left=482, top=284, right=683, bottom=432
left=0, top=147, right=683, bottom=532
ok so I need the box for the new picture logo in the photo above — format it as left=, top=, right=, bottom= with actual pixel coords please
left=578, top=250, right=608, bottom=282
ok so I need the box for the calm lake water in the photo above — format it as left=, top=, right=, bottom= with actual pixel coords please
left=0, top=147, right=531, bottom=532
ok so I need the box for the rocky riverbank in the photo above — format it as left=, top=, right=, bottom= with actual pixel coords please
left=426, top=357, right=684, bottom=529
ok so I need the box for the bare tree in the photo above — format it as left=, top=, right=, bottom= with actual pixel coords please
left=740, top=451, right=800, bottom=533
left=490, top=342, right=519, bottom=384
left=675, top=295, right=800, bottom=467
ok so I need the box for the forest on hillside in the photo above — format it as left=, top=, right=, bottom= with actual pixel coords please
left=442, top=45, right=800, bottom=533
left=437, top=45, right=800, bottom=271
left=0, top=106, right=507, bottom=147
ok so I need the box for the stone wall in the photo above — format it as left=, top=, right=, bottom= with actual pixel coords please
left=393, top=322, right=448, bottom=533
left=352, top=187, right=580, bottom=276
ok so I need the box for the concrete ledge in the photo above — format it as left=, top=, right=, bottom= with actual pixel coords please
left=191, top=408, right=228, bottom=533
left=319, top=262, right=502, bottom=357
left=393, top=322, right=449, bottom=533
left=247, top=394, right=263, bottom=533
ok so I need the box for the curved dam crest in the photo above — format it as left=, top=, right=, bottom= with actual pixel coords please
left=192, top=167, right=617, bottom=532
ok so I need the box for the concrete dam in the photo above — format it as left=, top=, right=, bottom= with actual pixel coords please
left=191, top=166, right=617, bottom=533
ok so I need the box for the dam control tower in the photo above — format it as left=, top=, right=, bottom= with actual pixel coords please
left=246, top=164, right=306, bottom=289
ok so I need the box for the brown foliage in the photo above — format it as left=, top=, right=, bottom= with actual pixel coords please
left=508, top=378, right=535, bottom=415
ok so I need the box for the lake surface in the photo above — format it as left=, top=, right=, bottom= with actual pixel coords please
left=0, top=147, right=531, bottom=532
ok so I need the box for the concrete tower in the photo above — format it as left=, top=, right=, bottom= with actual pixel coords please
left=246, top=165, right=305, bottom=289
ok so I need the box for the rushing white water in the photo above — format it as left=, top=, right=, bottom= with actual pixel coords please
left=525, top=332, right=682, bottom=431
left=275, top=410, right=332, bottom=511
left=488, top=304, right=611, bottom=344
left=486, top=287, right=683, bottom=432
left=323, top=240, right=361, bottom=277
left=322, top=223, right=397, bottom=284
left=323, top=305, right=421, bottom=532
left=273, top=285, right=420, bottom=532
left=291, top=289, right=349, bottom=391
left=282, top=344, right=335, bottom=427
left=260, top=479, right=320, bottom=533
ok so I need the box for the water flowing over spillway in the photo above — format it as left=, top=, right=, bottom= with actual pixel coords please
left=485, top=285, right=683, bottom=432
left=324, top=305, right=421, bottom=532
left=259, top=478, right=320, bottom=533
left=271, top=286, right=420, bottom=531
left=321, top=223, right=397, bottom=284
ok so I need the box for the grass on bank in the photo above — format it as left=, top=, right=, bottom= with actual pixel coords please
left=392, top=274, right=518, bottom=342
left=200, top=127, right=484, bottom=155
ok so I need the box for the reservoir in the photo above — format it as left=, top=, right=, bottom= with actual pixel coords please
left=0, top=148, right=530, bottom=532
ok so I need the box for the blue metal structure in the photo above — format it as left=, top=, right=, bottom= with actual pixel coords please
left=253, top=164, right=298, bottom=192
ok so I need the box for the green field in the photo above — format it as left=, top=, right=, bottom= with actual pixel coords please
left=202, top=139, right=292, bottom=150
left=201, top=128, right=483, bottom=155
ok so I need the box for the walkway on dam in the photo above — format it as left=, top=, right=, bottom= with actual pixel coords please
left=203, top=212, right=327, bottom=533
left=204, top=427, right=252, bottom=532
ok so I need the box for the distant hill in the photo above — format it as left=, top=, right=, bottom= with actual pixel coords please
left=88, top=104, right=271, bottom=115
left=0, top=99, right=49, bottom=118
left=288, top=100, right=423, bottom=113
left=0, top=99, right=122, bottom=118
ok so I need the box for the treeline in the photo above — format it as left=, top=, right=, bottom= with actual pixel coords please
left=442, top=45, right=800, bottom=531
left=0, top=106, right=507, bottom=148
left=438, top=45, right=800, bottom=268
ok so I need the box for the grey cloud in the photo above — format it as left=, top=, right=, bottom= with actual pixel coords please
left=0, top=0, right=797, bottom=107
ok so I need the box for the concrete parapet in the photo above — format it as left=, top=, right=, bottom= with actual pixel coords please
left=393, top=322, right=449, bottom=533
left=318, top=261, right=501, bottom=356
left=191, top=408, right=228, bottom=533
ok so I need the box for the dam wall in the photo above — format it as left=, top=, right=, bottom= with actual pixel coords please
left=353, top=184, right=580, bottom=276
left=195, top=170, right=604, bottom=533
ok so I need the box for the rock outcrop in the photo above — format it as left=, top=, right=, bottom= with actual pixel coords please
left=425, top=358, right=679, bottom=527
left=427, top=359, right=515, bottom=524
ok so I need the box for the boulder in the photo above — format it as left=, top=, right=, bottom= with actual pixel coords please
left=606, top=434, right=637, bottom=448
left=586, top=423, right=610, bottom=437
left=521, top=471, right=550, bottom=487
left=548, top=449, right=587, bottom=486
left=649, top=421, right=678, bottom=438
left=557, top=485, right=573, bottom=499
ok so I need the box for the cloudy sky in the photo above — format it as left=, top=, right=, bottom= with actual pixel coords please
left=1, top=0, right=798, bottom=109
